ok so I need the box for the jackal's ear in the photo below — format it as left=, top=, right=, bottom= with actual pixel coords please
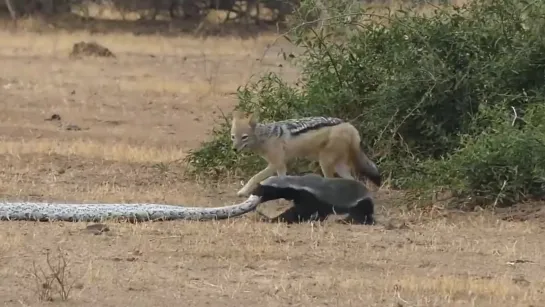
left=232, top=110, right=244, bottom=120
left=248, top=112, right=258, bottom=129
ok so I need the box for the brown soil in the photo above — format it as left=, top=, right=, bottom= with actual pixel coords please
left=0, top=17, right=544, bottom=307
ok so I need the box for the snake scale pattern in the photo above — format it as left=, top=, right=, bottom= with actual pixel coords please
left=0, top=195, right=262, bottom=222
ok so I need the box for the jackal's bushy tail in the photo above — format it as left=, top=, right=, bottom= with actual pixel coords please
left=349, top=134, right=382, bottom=187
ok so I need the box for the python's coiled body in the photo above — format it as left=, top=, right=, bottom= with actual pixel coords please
left=0, top=195, right=262, bottom=222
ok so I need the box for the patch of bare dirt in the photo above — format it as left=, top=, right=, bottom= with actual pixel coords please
left=495, top=201, right=545, bottom=223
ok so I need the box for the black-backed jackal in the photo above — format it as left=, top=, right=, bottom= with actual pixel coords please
left=230, top=111, right=381, bottom=197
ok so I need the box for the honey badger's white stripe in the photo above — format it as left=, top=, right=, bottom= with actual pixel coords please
left=0, top=195, right=262, bottom=222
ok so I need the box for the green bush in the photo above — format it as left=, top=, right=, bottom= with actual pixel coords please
left=406, top=103, right=545, bottom=207
left=184, top=0, right=545, bottom=207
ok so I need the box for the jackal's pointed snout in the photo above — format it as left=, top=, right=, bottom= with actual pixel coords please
left=232, top=142, right=246, bottom=152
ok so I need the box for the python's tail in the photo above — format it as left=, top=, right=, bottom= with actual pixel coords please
left=0, top=195, right=263, bottom=222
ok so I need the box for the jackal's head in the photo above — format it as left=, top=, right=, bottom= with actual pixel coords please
left=230, top=111, right=258, bottom=152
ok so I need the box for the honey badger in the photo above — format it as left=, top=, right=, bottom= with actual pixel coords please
left=250, top=173, right=375, bottom=225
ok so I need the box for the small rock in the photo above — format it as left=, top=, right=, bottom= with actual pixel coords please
left=69, top=41, right=116, bottom=59
left=512, top=275, right=530, bottom=287
left=45, top=114, right=61, bottom=121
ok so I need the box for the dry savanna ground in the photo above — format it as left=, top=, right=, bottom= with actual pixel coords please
left=0, top=14, right=545, bottom=307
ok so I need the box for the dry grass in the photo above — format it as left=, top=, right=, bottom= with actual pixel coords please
left=0, top=138, right=186, bottom=163
left=0, top=6, right=544, bottom=306
left=1, top=213, right=544, bottom=306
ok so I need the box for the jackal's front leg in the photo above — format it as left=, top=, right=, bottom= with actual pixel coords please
left=237, top=164, right=277, bottom=197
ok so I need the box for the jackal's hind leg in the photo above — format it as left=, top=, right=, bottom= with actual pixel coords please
left=318, top=155, right=336, bottom=178
left=335, top=163, right=355, bottom=180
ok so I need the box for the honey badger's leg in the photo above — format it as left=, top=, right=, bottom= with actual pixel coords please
left=273, top=189, right=327, bottom=223
left=263, top=202, right=321, bottom=224
left=251, top=184, right=317, bottom=224
left=347, top=198, right=375, bottom=225
left=274, top=206, right=316, bottom=223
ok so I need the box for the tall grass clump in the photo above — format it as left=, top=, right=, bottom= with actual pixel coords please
left=185, top=0, right=545, bottom=208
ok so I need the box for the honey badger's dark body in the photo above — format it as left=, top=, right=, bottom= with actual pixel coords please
left=251, top=174, right=375, bottom=225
